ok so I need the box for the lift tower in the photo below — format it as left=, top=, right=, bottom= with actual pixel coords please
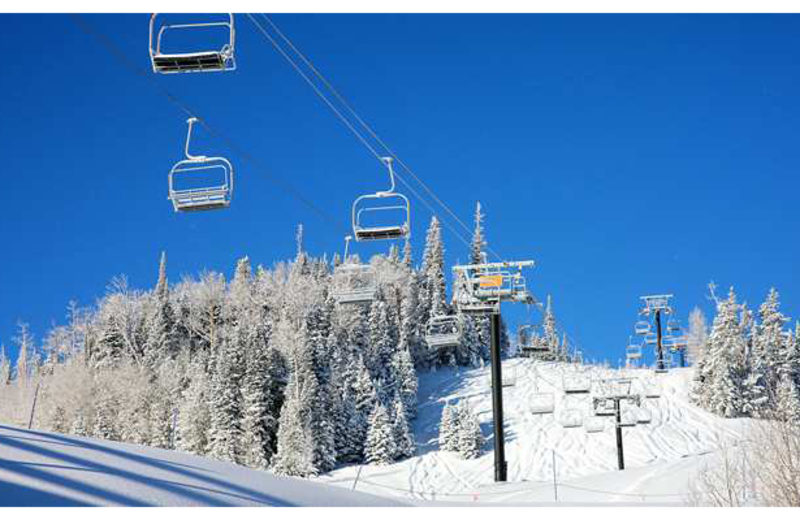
left=452, top=259, right=535, bottom=482
left=639, top=295, right=674, bottom=373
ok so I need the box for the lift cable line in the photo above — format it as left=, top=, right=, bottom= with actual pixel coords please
left=257, top=13, right=489, bottom=256
left=69, top=14, right=346, bottom=233
left=246, top=13, right=476, bottom=253
left=247, top=14, right=588, bottom=361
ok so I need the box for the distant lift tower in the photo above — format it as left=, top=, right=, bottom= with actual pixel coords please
left=452, top=258, right=535, bottom=482
left=638, top=295, right=674, bottom=373
left=592, top=378, right=643, bottom=470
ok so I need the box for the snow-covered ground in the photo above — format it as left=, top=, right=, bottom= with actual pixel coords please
left=0, top=359, right=751, bottom=506
left=317, top=359, right=750, bottom=505
left=0, top=425, right=406, bottom=506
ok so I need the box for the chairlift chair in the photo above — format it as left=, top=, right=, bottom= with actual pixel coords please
left=626, top=342, right=642, bottom=360
left=150, top=14, right=236, bottom=74
left=642, top=380, right=662, bottom=399
left=636, top=407, right=652, bottom=424
left=488, top=366, right=517, bottom=387
left=644, top=332, right=657, bottom=346
left=425, top=315, right=463, bottom=349
left=559, top=409, right=583, bottom=429
left=585, top=416, right=605, bottom=433
left=332, top=263, right=376, bottom=305
left=667, top=318, right=681, bottom=332
left=594, top=399, right=616, bottom=417
left=563, top=373, right=591, bottom=394
left=168, top=117, right=233, bottom=212
left=619, top=410, right=638, bottom=427
left=352, top=157, right=411, bottom=242
left=529, top=393, right=555, bottom=415
left=635, top=320, right=651, bottom=335
left=654, top=352, right=673, bottom=374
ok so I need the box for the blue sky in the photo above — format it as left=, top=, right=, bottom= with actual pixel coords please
left=0, top=14, right=798, bottom=367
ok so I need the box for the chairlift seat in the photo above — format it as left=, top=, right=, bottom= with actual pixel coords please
left=637, top=408, right=652, bottom=424
left=152, top=51, right=228, bottom=73
left=353, top=225, right=408, bottom=242
left=150, top=14, right=236, bottom=75
left=170, top=186, right=230, bottom=212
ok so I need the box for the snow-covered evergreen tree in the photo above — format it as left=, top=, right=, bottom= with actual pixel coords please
left=693, top=287, right=748, bottom=418
left=687, top=307, right=708, bottom=365
left=207, top=328, right=244, bottom=464
left=391, top=397, right=415, bottom=460
left=456, top=403, right=484, bottom=459
left=364, top=403, right=396, bottom=465
left=438, top=402, right=460, bottom=451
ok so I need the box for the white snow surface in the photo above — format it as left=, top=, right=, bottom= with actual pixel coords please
left=0, top=359, right=752, bottom=506
left=317, top=359, right=751, bottom=505
left=0, top=425, right=406, bottom=506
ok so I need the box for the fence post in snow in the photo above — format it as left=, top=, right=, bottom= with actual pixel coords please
left=552, top=450, right=558, bottom=502
left=27, top=382, right=41, bottom=429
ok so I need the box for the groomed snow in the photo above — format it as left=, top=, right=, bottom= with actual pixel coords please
left=316, top=359, right=751, bottom=504
left=0, top=359, right=752, bottom=506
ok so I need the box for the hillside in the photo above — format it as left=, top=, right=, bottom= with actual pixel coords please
left=316, top=359, right=750, bottom=504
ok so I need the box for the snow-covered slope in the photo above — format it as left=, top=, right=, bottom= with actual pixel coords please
left=317, top=359, right=750, bottom=504
left=0, top=425, right=406, bottom=506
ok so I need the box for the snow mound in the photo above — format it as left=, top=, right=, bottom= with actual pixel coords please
left=317, top=359, right=751, bottom=504
left=0, top=425, right=406, bottom=506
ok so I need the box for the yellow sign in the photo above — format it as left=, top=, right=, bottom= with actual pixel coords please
left=479, top=275, right=503, bottom=288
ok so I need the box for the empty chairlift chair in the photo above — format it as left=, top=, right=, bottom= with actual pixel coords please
left=642, top=379, right=662, bottom=399
left=626, top=341, right=642, bottom=360
left=150, top=14, right=236, bottom=74
left=352, top=157, right=410, bottom=241
left=636, top=407, right=652, bottom=424
left=594, top=398, right=616, bottom=417
left=332, top=263, right=376, bottom=305
left=487, top=366, right=517, bottom=388
left=168, top=118, right=233, bottom=212
left=563, top=373, right=591, bottom=394
left=425, top=315, right=463, bottom=350
left=560, top=409, right=583, bottom=429
left=636, top=321, right=652, bottom=336
left=529, top=393, right=555, bottom=415
left=584, top=416, right=605, bottom=433
left=644, top=332, right=658, bottom=346
left=619, top=409, right=638, bottom=427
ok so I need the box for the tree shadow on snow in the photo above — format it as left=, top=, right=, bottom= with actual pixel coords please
left=0, top=426, right=295, bottom=506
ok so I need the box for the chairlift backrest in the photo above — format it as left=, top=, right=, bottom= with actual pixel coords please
left=585, top=416, right=605, bottom=433
left=332, top=263, right=376, bottom=305
left=635, top=320, right=651, bottom=335
left=425, top=315, right=463, bottom=349
left=168, top=118, right=233, bottom=212
left=150, top=14, right=236, bottom=74
left=563, top=373, right=591, bottom=394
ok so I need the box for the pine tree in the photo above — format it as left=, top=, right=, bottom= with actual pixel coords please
left=176, top=359, right=212, bottom=456
left=774, top=374, right=800, bottom=423
left=695, top=287, right=748, bottom=418
left=271, top=373, right=317, bottom=477
left=438, top=402, right=460, bottom=451
left=391, top=397, right=416, bottom=460
left=420, top=216, right=447, bottom=323
left=456, top=403, right=484, bottom=459
left=240, top=340, right=277, bottom=470
left=403, top=238, right=413, bottom=269
left=70, top=412, right=88, bottom=437
left=364, top=403, right=396, bottom=465
left=687, top=307, right=708, bottom=365
left=391, top=346, right=418, bottom=418
left=145, top=252, right=178, bottom=367
left=207, top=329, right=244, bottom=463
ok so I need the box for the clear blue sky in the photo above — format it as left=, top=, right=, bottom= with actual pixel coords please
left=1, top=14, right=798, bottom=367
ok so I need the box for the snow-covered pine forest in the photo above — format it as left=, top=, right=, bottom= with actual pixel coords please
left=1, top=199, right=799, bottom=487
left=0, top=205, right=515, bottom=477
left=691, top=284, right=800, bottom=421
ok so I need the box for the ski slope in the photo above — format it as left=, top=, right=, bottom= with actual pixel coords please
left=317, top=359, right=750, bottom=504
left=0, top=424, right=406, bottom=506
